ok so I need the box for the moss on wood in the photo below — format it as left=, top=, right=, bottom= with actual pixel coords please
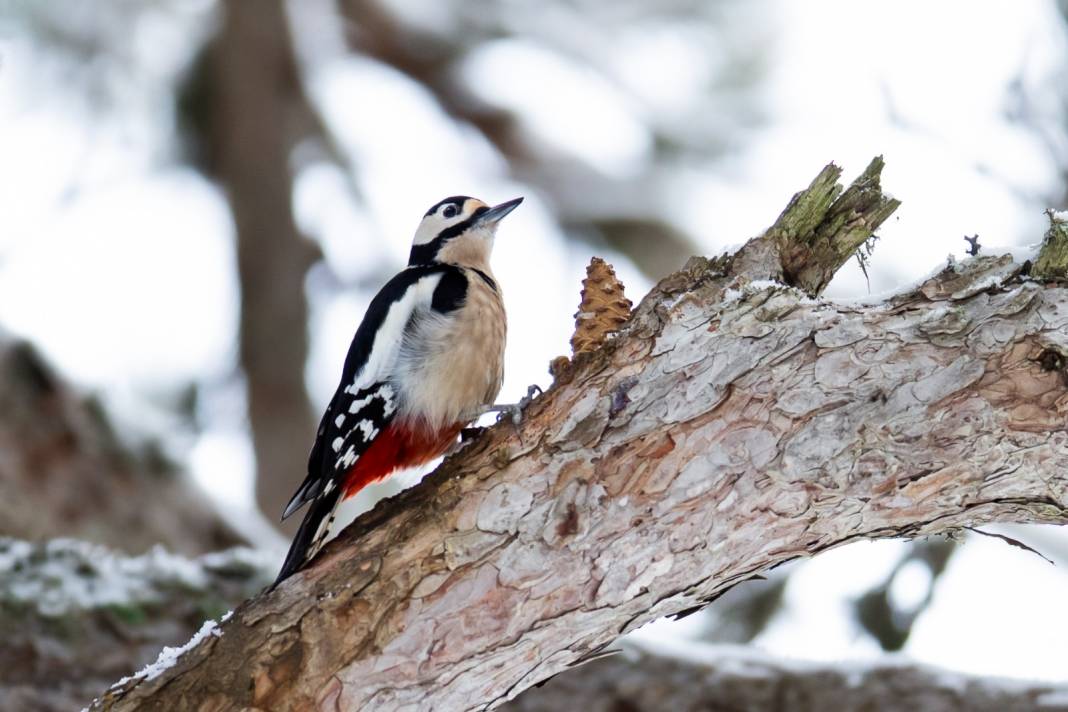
left=765, top=156, right=900, bottom=295
left=1033, top=210, right=1068, bottom=281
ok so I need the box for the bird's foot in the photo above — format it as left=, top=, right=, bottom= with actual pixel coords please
left=483, top=384, right=543, bottom=428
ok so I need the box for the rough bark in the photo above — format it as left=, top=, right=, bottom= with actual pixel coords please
left=504, top=645, right=1068, bottom=712
left=91, top=160, right=1068, bottom=711
left=0, top=337, right=244, bottom=555
left=12, top=539, right=1062, bottom=712
left=208, top=0, right=319, bottom=533
left=0, top=539, right=273, bottom=712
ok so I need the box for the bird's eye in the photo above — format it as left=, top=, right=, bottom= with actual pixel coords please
left=443, top=205, right=458, bottom=218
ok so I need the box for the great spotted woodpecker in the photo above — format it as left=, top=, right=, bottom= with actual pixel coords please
left=273, top=196, right=523, bottom=586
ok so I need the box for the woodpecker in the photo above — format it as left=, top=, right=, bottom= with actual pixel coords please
left=273, top=195, right=522, bottom=586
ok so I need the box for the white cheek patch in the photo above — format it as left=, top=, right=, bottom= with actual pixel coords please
left=412, top=201, right=481, bottom=246
left=412, top=217, right=442, bottom=246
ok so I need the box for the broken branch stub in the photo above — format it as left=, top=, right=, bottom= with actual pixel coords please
left=1033, top=210, right=1068, bottom=281
left=736, top=156, right=901, bottom=295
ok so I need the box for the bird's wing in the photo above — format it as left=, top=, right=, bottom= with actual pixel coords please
left=273, top=266, right=455, bottom=586
left=281, top=265, right=447, bottom=518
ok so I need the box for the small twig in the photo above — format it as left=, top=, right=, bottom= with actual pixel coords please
left=964, top=527, right=1054, bottom=565
left=856, top=249, right=872, bottom=292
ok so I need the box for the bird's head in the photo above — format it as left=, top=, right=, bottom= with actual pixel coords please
left=409, top=196, right=523, bottom=267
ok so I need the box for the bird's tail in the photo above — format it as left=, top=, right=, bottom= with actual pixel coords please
left=271, top=485, right=342, bottom=589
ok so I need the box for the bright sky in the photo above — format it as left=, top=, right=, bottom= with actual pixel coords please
left=1, top=0, right=1067, bottom=683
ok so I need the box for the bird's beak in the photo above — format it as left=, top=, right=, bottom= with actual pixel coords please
left=476, top=197, right=524, bottom=226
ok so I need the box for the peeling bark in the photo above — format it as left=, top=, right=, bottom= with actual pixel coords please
left=504, top=645, right=1068, bottom=712
left=91, top=161, right=1068, bottom=711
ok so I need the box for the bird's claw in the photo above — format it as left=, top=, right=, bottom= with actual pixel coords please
left=495, top=405, right=522, bottom=428
left=518, top=383, right=543, bottom=409
left=489, top=384, right=543, bottom=428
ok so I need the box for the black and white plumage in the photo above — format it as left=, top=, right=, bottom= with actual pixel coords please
left=273, top=196, right=521, bottom=586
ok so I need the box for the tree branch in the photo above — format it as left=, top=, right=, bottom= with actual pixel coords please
left=732, top=155, right=900, bottom=294
left=204, top=0, right=320, bottom=533
left=92, top=159, right=1068, bottom=711
left=503, top=644, right=1068, bottom=712
left=0, top=539, right=271, bottom=712
left=0, top=338, right=245, bottom=555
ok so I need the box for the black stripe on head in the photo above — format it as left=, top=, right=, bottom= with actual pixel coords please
left=408, top=206, right=490, bottom=266
left=425, top=196, right=471, bottom=217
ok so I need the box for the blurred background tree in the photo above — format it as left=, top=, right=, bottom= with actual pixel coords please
left=1, top=0, right=1068, bottom=704
left=4, top=0, right=772, bottom=534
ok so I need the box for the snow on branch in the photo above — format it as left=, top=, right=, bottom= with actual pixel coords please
left=0, top=538, right=273, bottom=712
left=92, top=159, right=1068, bottom=711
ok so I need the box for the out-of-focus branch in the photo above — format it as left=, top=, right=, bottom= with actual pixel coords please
left=854, top=538, right=956, bottom=651
left=503, top=645, right=1068, bottom=712
left=338, top=0, right=702, bottom=278
left=0, top=539, right=272, bottom=712
left=0, top=337, right=245, bottom=554
left=697, top=570, right=789, bottom=644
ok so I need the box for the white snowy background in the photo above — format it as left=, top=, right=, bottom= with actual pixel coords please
left=1, top=0, right=1067, bottom=683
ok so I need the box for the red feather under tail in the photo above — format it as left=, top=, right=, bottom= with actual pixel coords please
left=340, top=421, right=462, bottom=498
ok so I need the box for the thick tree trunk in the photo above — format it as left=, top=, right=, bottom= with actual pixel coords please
left=211, top=0, right=318, bottom=533
left=504, top=644, right=1068, bottom=712
left=91, top=160, right=1068, bottom=711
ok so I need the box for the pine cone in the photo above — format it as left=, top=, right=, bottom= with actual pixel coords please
left=570, top=257, right=632, bottom=356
